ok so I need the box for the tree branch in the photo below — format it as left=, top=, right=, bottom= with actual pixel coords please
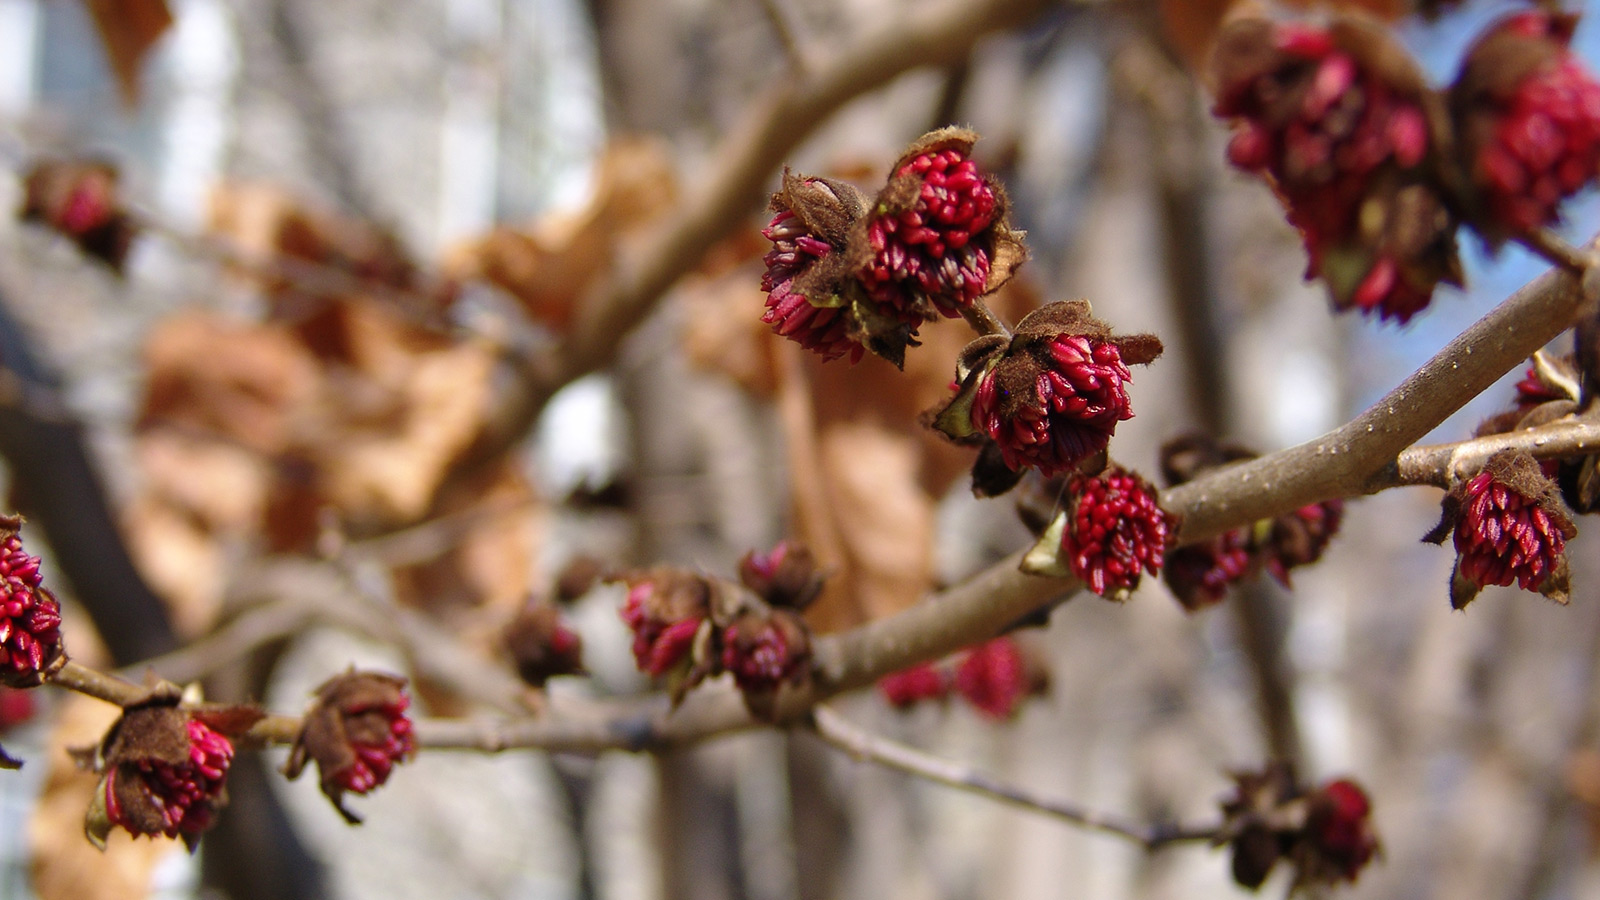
left=805, top=706, right=1218, bottom=848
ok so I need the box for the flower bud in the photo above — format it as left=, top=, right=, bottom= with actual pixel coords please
left=720, top=607, right=811, bottom=721
left=83, top=693, right=260, bottom=851
left=952, top=636, right=1047, bottom=721
left=1431, top=450, right=1577, bottom=609
left=503, top=599, right=585, bottom=688
left=760, top=172, right=871, bottom=364
left=878, top=661, right=949, bottom=709
left=1451, top=10, right=1600, bottom=241
left=1023, top=464, right=1175, bottom=600
left=737, top=540, right=825, bottom=611
left=0, top=516, right=65, bottom=688
left=1212, top=17, right=1459, bottom=322
left=20, top=158, right=138, bottom=271
left=284, top=671, right=416, bottom=824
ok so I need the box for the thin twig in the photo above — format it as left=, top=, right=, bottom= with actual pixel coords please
left=806, top=705, right=1219, bottom=848
left=960, top=299, right=1011, bottom=338
left=1381, top=417, right=1600, bottom=489
left=1517, top=227, right=1600, bottom=276
left=754, top=0, right=808, bottom=73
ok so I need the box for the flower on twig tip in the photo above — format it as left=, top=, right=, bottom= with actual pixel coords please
left=20, top=158, right=139, bottom=272
left=0, top=516, right=65, bottom=689
left=930, top=300, right=1162, bottom=490
left=503, top=599, right=586, bottom=688
left=854, top=129, right=1024, bottom=323
left=721, top=607, right=811, bottom=721
left=1451, top=10, right=1600, bottom=242
left=83, top=692, right=262, bottom=851
left=1211, top=16, right=1460, bottom=323
left=760, top=173, right=870, bottom=364
left=1425, top=449, right=1576, bottom=609
left=1220, top=764, right=1380, bottom=891
left=284, top=671, right=415, bottom=825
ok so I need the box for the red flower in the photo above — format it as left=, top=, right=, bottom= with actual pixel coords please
left=761, top=207, right=863, bottom=363
left=861, top=147, right=998, bottom=319
left=0, top=523, right=64, bottom=687
left=1264, top=499, right=1344, bottom=587
left=1299, top=779, right=1379, bottom=886
left=1062, top=466, right=1175, bottom=598
left=878, top=662, right=949, bottom=709
left=1164, top=530, right=1255, bottom=611
left=1213, top=17, right=1458, bottom=323
left=1454, top=468, right=1571, bottom=599
left=953, top=637, right=1030, bottom=720
left=619, top=574, right=710, bottom=677
left=284, top=671, right=416, bottom=824
left=104, top=716, right=233, bottom=845
left=720, top=610, right=810, bottom=696
left=971, top=334, right=1133, bottom=477
left=1453, top=11, right=1600, bottom=237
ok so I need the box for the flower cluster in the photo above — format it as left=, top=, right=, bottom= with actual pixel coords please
left=1156, top=435, right=1345, bottom=611
left=1019, top=461, right=1176, bottom=601
left=615, top=542, right=823, bottom=718
left=0, top=517, right=64, bottom=688
left=1212, top=16, right=1459, bottom=323
left=931, top=300, right=1162, bottom=491
left=758, top=129, right=1025, bottom=367
left=1222, top=765, right=1380, bottom=891
left=503, top=598, right=586, bottom=688
left=1424, top=449, right=1576, bottom=609
left=878, top=636, right=1047, bottom=721
left=85, top=693, right=261, bottom=851
left=284, top=671, right=416, bottom=824
left=1452, top=11, right=1600, bottom=240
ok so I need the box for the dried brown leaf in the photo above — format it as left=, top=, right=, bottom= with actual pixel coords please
left=82, top=0, right=172, bottom=106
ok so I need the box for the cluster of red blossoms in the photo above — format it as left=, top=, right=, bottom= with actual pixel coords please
left=758, top=129, right=1025, bottom=367
left=1058, top=466, right=1176, bottom=599
left=878, top=636, right=1047, bottom=721
left=0, top=524, right=64, bottom=687
left=1222, top=766, right=1380, bottom=891
left=1428, top=450, right=1577, bottom=610
left=615, top=542, right=820, bottom=718
left=1157, top=435, right=1344, bottom=611
left=1213, top=10, right=1600, bottom=324
left=932, top=300, right=1163, bottom=490
left=284, top=671, right=416, bottom=824
left=103, top=716, right=233, bottom=846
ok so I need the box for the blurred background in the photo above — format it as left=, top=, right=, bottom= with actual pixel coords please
left=1, top=0, right=1600, bottom=898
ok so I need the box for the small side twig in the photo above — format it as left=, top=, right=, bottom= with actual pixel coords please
left=960, top=299, right=1011, bottom=338
left=806, top=705, right=1220, bottom=849
left=1517, top=227, right=1600, bottom=277
left=755, top=0, right=807, bottom=72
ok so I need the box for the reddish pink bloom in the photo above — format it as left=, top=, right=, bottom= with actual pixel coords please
left=1063, top=467, right=1175, bottom=598
left=1454, top=469, right=1570, bottom=595
left=330, top=691, right=414, bottom=796
left=0, top=530, right=63, bottom=687
left=953, top=638, right=1029, bottom=720
left=879, top=662, right=949, bottom=709
left=620, top=579, right=707, bottom=677
left=761, top=209, right=863, bottom=363
left=1265, top=499, right=1344, bottom=587
left=862, top=147, right=998, bottom=319
left=1214, top=17, right=1456, bottom=323
left=721, top=611, right=810, bottom=695
left=1164, top=530, right=1255, bottom=611
left=971, top=334, right=1133, bottom=477
left=1455, top=11, right=1600, bottom=236
left=1301, top=779, right=1379, bottom=885
left=106, top=717, right=232, bottom=843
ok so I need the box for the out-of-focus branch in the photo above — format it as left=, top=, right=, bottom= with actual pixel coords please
left=806, top=706, right=1219, bottom=848
left=445, top=0, right=1060, bottom=490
